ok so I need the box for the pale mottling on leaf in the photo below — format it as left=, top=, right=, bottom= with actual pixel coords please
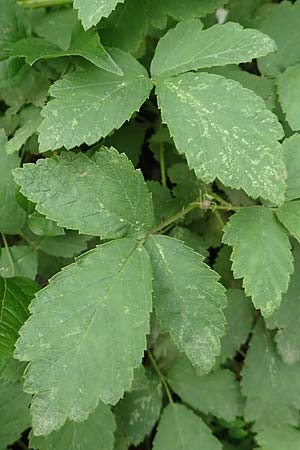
left=157, top=72, right=286, bottom=204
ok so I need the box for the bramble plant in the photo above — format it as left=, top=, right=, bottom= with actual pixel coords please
left=1, top=0, right=300, bottom=449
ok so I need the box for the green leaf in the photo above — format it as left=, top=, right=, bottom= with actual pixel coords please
left=223, top=207, right=293, bottom=317
left=0, top=245, right=37, bottom=279
left=153, top=403, right=222, bottom=450
left=74, top=0, right=126, bottom=30
left=209, top=65, right=276, bottom=110
left=15, top=238, right=152, bottom=435
left=0, top=276, right=38, bottom=372
left=258, top=1, right=300, bottom=76
left=169, top=226, right=208, bottom=258
left=276, top=201, right=300, bottom=242
left=157, top=72, right=285, bottom=204
left=30, top=402, right=116, bottom=450
left=32, top=8, right=78, bottom=51
left=266, top=243, right=300, bottom=365
left=0, top=129, right=26, bottom=234
left=277, top=63, right=300, bottom=131
left=2, top=24, right=122, bottom=75
left=0, top=380, right=31, bottom=448
left=282, top=134, right=300, bottom=202
left=218, top=288, right=254, bottom=363
left=167, top=356, right=243, bottom=421
left=38, top=48, right=152, bottom=151
left=145, top=235, right=226, bottom=373
left=14, top=149, right=154, bottom=239
left=27, top=212, right=65, bottom=237
left=151, top=20, right=276, bottom=79
left=256, top=426, right=300, bottom=450
left=114, top=366, right=162, bottom=446
left=6, top=106, right=42, bottom=154
left=100, top=0, right=148, bottom=55
left=0, top=357, right=27, bottom=384
left=148, top=0, right=229, bottom=30
left=241, top=319, right=300, bottom=430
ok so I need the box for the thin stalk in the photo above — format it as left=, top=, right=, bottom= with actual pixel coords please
left=18, top=0, right=73, bottom=7
left=214, top=209, right=225, bottom=229
left=148, top=351, right=173, bottom=404
left=159, top=142, right=167, bottom=187
left=150, top=202, right=200, bottom=235
left=1, top=233, right=15, bottom=277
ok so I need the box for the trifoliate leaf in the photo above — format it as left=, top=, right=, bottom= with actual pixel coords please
left=153, top=403, right=222, bottom=450
left=145, top=235, right=226, bottom=373
left=3, top=24, right=122, bottom=75
left=256, top=426, right=300, bottom=450
left=38, top=48, right=152, bottom=151
left=218, top=289, right=254, bottom=363
left=168, top=356, right=243, bottom=421
left=282, top=134, right=300, bottom=201
left=223, top=207, right=293, bottom=317
left=241, top=320, right=300, bottom=430
left=32, top=8, right=78, bottom=50
left=258, top=1, right=300, bottom=76
left=73, top=0, right=125, bottom=30
left=277, top=63, right=300, bottom=131
left=114, top=366, right=162, bottom=446
left=266, top=243, right=300, bottom=365
left=0, top=245, right=37, bottom=279
left=151, top=20, right=276, bottom=79
left=14, top=149, right=154, bottom=239
left=0, top=380, right=31, bottom=448
left=15, top=238, right=152, bottom=435
left=6, top=106, right=42, bottom=155
left=0, top=130, right=26, bottom=234
left=276, top=201, right=300, bottom=242
left=100, top=0, right=148, bottom=55
left=157, top=72, right=285, bottom=204
left=0, top=276, right=38, bottom=373
left=30, top=402, right=116, bottom=450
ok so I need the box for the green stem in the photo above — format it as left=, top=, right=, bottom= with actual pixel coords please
left=18, top=0, right=73, bottom=7
left=148, top=351, right=173, bottom=404
left=150, top=202, right=200, bottom=234
left=159, top=142, right=167, bottom=187
left=214, top=209, right=225, bottom=229
left=1, top=233, right=15, bottom=277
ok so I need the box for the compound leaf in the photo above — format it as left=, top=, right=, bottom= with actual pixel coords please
left=153, top=403, right=222, bottom=450
left=282, top=134, right=300, bottom=201
left=167, top=356, right=243, bottom=422
left=15, top=238, right=152, bottom=435
left=30, top=402, right=116, bottom=450
left=241, top=319, right=300, bottom=430
left=256, top=427, right=300, bottom=450
left=223, top=206, right=293, bottom=317
left=157, top=72, right=285, bottom=204
left=276, top=201, right=300, bottom=242
left=14, top=149, right=154, bottom=239
left=38, top=48, right=152, bottom=151
left=151, top=20, right=276, bottom=79
left=145, top=235, right=226, bottom=373
left=74, top=0, right=125, bottom=30
left=0, top=277, right=38, bottom=373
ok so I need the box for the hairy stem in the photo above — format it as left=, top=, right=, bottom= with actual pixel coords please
left=148, top=351, right=173, bottom=404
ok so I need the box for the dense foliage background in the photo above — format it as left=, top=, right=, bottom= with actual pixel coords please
left=1, top=0, right=300, bottom=449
